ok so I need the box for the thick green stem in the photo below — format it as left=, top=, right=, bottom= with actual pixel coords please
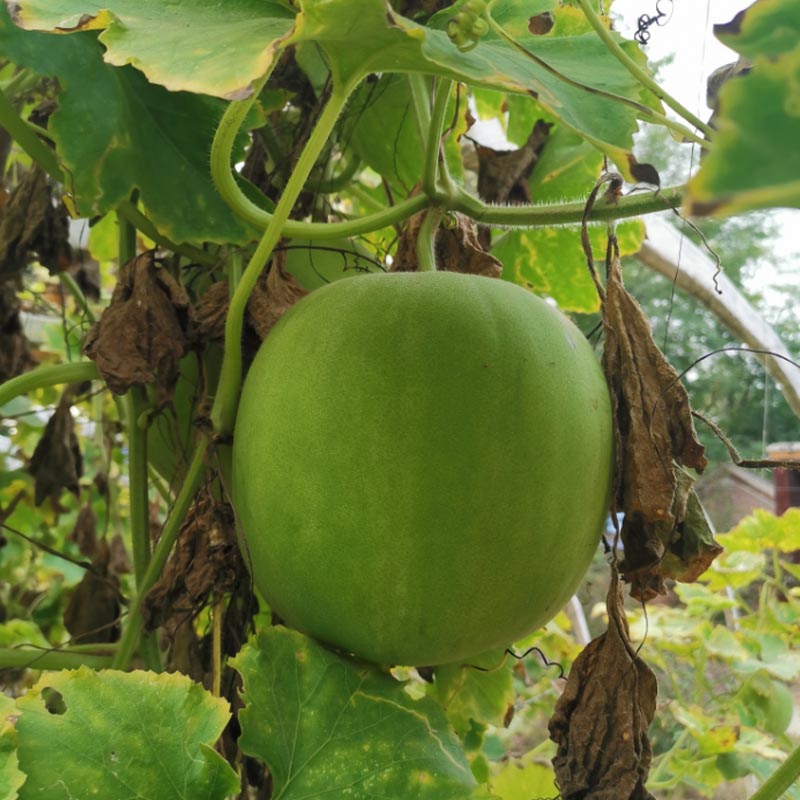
left=0, top=648, right=113, bottom=671
left=407, top=73, right=432, bottom=160
left=211, top=85, right=355, bottom=436
left=575, top=0, right=714, bottom=139
left=749, top=742, right=800, bottom=800
left=0, top=362, right=100, bottom=409
left=453, top=184, right=683, bottom=226
left=0, top=86, right=63, bottom=180
left=124, top=389, right=152, bottom=589
left=112, top=440, right=208, bottom=670
left=428, top=78, right=456, bottom=197
left=416, top=208, right=443, bottom=271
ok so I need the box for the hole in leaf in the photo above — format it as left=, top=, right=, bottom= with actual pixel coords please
left=41, top=687, right=67, bottom=715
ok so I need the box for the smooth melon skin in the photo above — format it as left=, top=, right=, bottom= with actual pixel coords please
left=232, top=271, right=614, bottom=666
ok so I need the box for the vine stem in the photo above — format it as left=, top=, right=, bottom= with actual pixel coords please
left=0, top=648, right=113, bottom=671
left=112, top=439, right=209, bottom=670
left=749, top=742, right=800, bottom=800
left=211, top=84, right=355, bottom=436
left=0, top=86, right=63, bottom=180
left=575, top=0, right=714, bottom=139
left=0, top=362, right=100, bottom=408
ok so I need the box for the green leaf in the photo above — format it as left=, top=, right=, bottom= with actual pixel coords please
left=14, top=668, right=239, bottom=799
left=0, top=6, right=259, bottom=244
left=686, top=2, right=800, bottom=216
left=490, top=757, right=558, bottom=800
left=492, top=219, right=645, bottom=313
left=233, top=627, right=489, bottom=800
left=8, top=0, right=295, bottom=99
left=719, top=508, right=800, bottom=554
left=432, top=649, right=515, bottom=737
left=0, top=695, right=25, bottom=800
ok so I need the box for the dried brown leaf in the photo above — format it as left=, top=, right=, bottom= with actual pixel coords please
left=63, top=540, right=121, bottom=644
left=192, top=280, right=229, bottom=341
left=28, top=387, right=83, bottom=506
left=0, top=165, right=72, bottom=277
left=142, top=488, right=246, bottom=634
left=392, top=212, right=502, bottom=277
left=475, top=120, right=551, bottom=204
left=247, top=250, right=308, bottom=339
left=549, top=570, right=657, bottom=800
left=83, top=251, right=190, bottom=394
left=0, top=281, right=35, bottom=381
left=602, top=254, right=707, bottom=527
left=67, top=502, right=98, bottom=558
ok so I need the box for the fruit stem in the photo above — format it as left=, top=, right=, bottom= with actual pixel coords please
left=748, top=741, right=800, bottom=800
left=416, top=207, right=443, bottom=271
left=575, top=0, right=714, bottom=140
left=0, top=362, right=100, bottom=409
left=211, top=83, right=355, bottom=437
left=112, top=439, right=209, bottom=670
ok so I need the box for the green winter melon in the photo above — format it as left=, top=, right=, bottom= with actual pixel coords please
left=232, top=271, right=613, bottom=666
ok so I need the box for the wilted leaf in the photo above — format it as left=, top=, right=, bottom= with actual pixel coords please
left=394, top=212, right=503, bottom=277
left=475, top=121, right=551, bottom=205
left=143, top=488, right=246, bottom=635
left=0, top=282, right=35, bottom=382
left=27, top=386, right=83, bottom=506
left=14, top=668, right=239, bottom=799
left=67, top=502, right=97, bottom=557
left=247, top=251, right=309, bottom=339
left=0, top=165, right=71, bottom=277
left=83, top=252, right=190, bottom=394
left=233, top=626, right=487, bottom=800
left=601, top=249, right=707, bottom=524
left=549, top=570, right=657, bottom=800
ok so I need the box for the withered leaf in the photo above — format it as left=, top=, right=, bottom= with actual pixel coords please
left=475, top=120, right=551, bottom=204
left=192, top=280, right=229, bottom=342
left=83, top=251, right=190, bottom=394
left=0, top=165, right=72, bottom=277
left=549, top=570, right=657, bottom=800
left=28, top=386, right=83, bottom=506
left=67, top=502, right=98, bottom=558
left=621, top=466, right=723, bottom=601
left=0, top=281, right=35, bottom=382
left=247, top=250, right=308, bottom=339
left=392, top=212, right=502, bottom=277
left=602, top=253, right=707, bottom=527
left=142, top=488, right=246, bottom=634
left=63, top=539, right=121, bottom=644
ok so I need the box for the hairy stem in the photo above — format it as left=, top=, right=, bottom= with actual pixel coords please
left=0, top=362, right=100, bottom=409
left=112, top=440, right=209, bottom=670
left=575, top=0, right=714, bottom=139
left=211, top=85, right=355, bottom=436
left=454, top=184, right=683, bottom=225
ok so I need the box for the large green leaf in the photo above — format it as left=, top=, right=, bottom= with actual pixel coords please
left=0, top=6, right=258, bottom=243
left=14, top=668, right=239, bottom=799
left=492, top=219, right=645, bottom=313
left=6, top=0, right=295, bottom=99
left=686, top=0, right=800, bottom=216
left=233, top=627, right=491, bottom=800
left=0, top=695, right=25, bottom=800
left=13, top=0, right=652, bottom=176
